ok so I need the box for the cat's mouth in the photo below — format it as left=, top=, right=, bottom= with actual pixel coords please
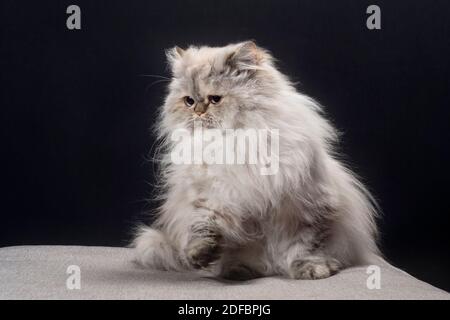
left=191, top=115, right=220, bottom=129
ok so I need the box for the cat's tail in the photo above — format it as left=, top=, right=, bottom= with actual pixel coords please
left=132, top=226, right=182, bottom=271
left=326, top=158, right=381, bottom=266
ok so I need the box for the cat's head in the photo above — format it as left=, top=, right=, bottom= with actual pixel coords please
left=161, top=41, right=282, bottom=130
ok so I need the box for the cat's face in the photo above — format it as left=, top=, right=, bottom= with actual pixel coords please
left=162, top=42, right=274, bottom=130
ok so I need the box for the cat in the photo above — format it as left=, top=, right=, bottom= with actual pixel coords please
left=132, top=41, right=379, bottom=280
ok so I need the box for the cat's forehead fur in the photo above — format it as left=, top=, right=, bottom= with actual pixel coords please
left=170, top=45, right=235, bottom=76
left=169, top=42, right=268, bottom=76
left=174, top=48, right=225, bottom=99
left=166, top=41, right=272, bottom=99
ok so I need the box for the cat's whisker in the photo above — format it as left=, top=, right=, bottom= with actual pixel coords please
left=145, top=79, right=171, bottom=92
left=139, top=74, right=171, bottom=80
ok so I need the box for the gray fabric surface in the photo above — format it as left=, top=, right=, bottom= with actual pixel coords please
left=0, top=245, right=448, bottom=300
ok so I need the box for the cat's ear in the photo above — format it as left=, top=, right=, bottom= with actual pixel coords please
left=226, top=41, right=265, bottom=71
left=166, top=46, right=185, bottom=69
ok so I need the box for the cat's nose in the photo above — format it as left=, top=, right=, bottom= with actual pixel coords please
left=194, top=103, right=208, bottom=115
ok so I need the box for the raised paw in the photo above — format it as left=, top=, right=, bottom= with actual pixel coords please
left=290, top=256, right=341, bottom=280
left=185, top=235, right=222, bottom=269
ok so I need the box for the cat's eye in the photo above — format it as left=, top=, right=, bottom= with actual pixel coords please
left=184, top=96, right=195, bottom=107
left=208, top=95, right=222, bottom=105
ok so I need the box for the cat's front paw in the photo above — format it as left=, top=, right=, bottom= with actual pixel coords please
left=185, top=234, right=222, bottom=269
left=289, top=256, right=341, bottom=280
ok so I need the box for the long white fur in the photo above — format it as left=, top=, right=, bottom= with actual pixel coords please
left=133, top=42, right=379, bottom=279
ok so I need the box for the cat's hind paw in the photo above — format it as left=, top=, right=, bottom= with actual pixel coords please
left=289, top=256, right=341, bottom=280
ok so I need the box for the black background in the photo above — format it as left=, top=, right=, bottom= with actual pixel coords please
left=1, top=0, right=449, bottom=291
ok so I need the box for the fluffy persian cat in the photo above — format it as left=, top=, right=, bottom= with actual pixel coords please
left=133, top=41, right=379, bottom=280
